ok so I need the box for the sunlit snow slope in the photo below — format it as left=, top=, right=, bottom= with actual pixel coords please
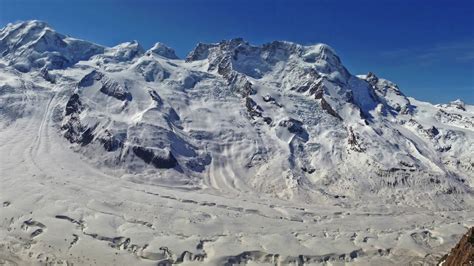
left=0, top=20, right=472, bottom=265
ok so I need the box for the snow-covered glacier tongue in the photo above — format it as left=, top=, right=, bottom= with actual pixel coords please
left=0, top=20, right=472, bottom=265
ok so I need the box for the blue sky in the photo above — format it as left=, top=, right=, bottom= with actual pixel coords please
left=1, top=0, right=473, bottom=104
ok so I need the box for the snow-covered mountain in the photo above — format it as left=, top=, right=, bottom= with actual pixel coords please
left=0, top=20, right=472, bottom=265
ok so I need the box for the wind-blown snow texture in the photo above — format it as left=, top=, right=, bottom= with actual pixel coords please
left=0, top=20, right=472, bottom=265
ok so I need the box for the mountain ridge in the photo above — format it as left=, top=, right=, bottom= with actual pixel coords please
left=0, top=20, right=472, bottom=207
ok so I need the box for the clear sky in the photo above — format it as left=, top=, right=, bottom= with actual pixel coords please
left=1, top=0, right=473, bottom=104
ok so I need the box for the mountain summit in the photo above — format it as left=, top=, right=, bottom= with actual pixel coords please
left=0, top=20, right=104, bottom=71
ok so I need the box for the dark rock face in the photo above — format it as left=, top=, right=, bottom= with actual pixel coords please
left=40, top=68, right=56, bottom=83
left=99, top=77, right=132, bottom=101
left=301, top=166, right=315, bottom=174
left=99, top=131, right=124, bottom=152
left=62, top=115, right=82, bottom=143
left=439, top=227, right=473, bottom=266
left=436, top=145, right=452, bottom=152
left=185, top=43, right=218, bottom=62
left=347, top=127, right=365, bottom=152
left=320, top=98, right=342, bottom=120
left=279, top=118, right=309, bottom=141
left=240, top=80, right=256, bottom=97
left=185, top=154, right=212, bottom=172
left=148, top=90, right=163, bottom=105
left=61, top=115, right=96, bottom=146
left=427, top=126, right=439, bottom=137
left=279, top=118, right=304, bottom=134
left=289, top=68, right=321, bottom=94
left=310, top=79, right=326, bottom=99
left=187, top=39, right=257, bottom=97
left=62, top=93, right=96, bottom=146
left=262, top=117, right=273, bottom=125
left=78, top=70, right=103, bottom=88
left=245, top=97, right=263, bottom=118
left=216, top=55, right=256, bottom=97
left=262, top=95, right=274, bottom=102
left=261, top=41, right=303, bottom=63
left=132, top=146, right=178, bottom=169
left=80, top=127, right=95, bottom=146
left=450, top=100, right=466, bottom=111
left=79, top=70, right=132, bottom=101
left=365, top=72, right=379, bottom=87
left=99, top=84, right=132, bottom=101
left=65, top=93, right=83, bottom=116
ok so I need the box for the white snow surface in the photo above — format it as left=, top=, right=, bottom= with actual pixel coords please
left=0, top=20, right=472, bottom=265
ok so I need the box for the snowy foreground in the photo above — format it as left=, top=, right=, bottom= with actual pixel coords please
left=0, top=20, right=473, bottom=265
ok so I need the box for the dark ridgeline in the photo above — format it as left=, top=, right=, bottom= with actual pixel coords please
left=439, top=227, right=473, bottom=266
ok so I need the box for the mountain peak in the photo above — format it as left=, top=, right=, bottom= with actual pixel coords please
left=0, top=20, right=57, bottom=50
left=1, top=20, right=50, bottom=33
left=184, top=38, right=341, bottom=67
left=146, top=42, right=178, bottom=59
left=0, top=20, right=104, bottom=71
left=21, top=19, right=50, bottom=29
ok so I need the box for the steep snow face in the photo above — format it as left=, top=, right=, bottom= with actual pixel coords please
left=91, top=41, right=145, bottom=65
left=146, top=42, right=179, bottom=59
left=183, top=38, right=473, bottom=204
left=359, top=72, right=412, bottom=115
left=0, top=20, right=104, bottom=72
left=0, top=20, right=472, bottom=205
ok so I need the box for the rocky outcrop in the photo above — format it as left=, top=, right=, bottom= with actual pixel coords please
left=279, top=118, right=308, bottom=141
left=98, top=130, right=124, bottom=152
left=79, top=70, right=132, bottom=101
left=245, top=97, right=263, bottom=118
left=185, top=43, right=218, bottom=62
left=310, top=78, right=326, bottom=99
left=65, top=93, right=83, bottom=116
left=99, top=77, right=132, bottom=101
left=279, top=118, right=304, bottom=134
left=362, top=72, right=412, bottom=115
left=78, top=70, right=103, bottom=87
left=320, top=97, right=342, bottom=120
left=439, top=227, right=473, bottom=266
left=440, top=99, right=467, bottom=111
left=61, top=115, right=96, bottom=146
left=436, top=109, right=474, bottom=129
left=347, top=126, right=365, bottom=152
left=131, top=146, right=178, bottom=169
left=62, top=93, right=96, bottom=146
left=262, top=94, right=282, bottom=107
left=365, top=72, right=379, bottom=87
left=148, top=90, right=163, bottom=105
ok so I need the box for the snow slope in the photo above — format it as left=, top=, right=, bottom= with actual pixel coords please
left=0, top=20, right=472, bottom=265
